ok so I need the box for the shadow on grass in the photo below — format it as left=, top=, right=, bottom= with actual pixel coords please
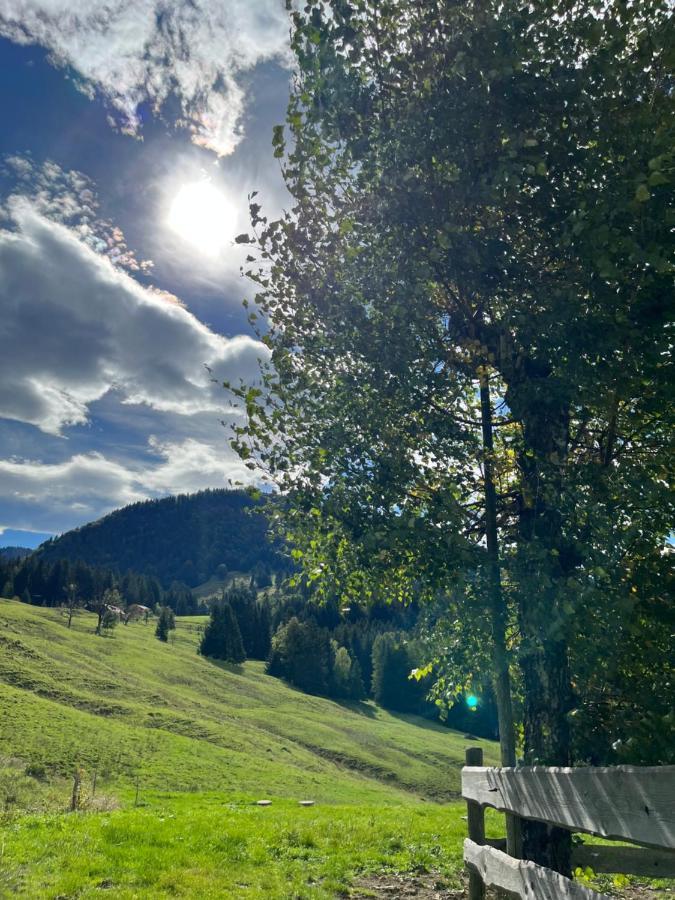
left=338, top=699, right=378, bottom=719
left=199, top=656, right=246, bottom=676
left=387, top=709, right=487, bottom=737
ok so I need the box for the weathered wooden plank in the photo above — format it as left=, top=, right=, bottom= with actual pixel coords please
left=573, top=844, right=675, bottom=878
left=462, top=766, right=675, bottom=850
left=464, top=839, right=609, bottom=900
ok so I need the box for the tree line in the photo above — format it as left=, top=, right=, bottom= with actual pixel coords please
left=198, top=584, right=498, bottom=737
left=0, top=554, right=202, bottom=616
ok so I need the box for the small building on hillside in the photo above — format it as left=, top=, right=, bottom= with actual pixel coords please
left=126, top=604, right=152, bottom=621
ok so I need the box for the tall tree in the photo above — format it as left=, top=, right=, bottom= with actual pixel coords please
left=155, top=606, right=175, bottom=643
left=229, top=0, right=673, bottom=871
left=64, top=581, right=80, bottom=629
left=267, top=617, right=333, bottom=694
left=199, top=601, right=245, bottom=663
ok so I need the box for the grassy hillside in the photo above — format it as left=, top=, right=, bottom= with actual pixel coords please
left=0, top=601, right=670, bottom=899
left=0, top=598, right=500, bottom=898
left=0, top=599, right=496, bottom=804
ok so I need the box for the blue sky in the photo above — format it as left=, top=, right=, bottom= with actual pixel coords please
left=0, top=2, right=291, bottom=544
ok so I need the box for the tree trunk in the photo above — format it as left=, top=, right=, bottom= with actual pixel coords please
left=479, top=375, right=521, bottom=858
left=511, top=383, right=574, bottom=876
left=519, top=603, right=573, bottom=874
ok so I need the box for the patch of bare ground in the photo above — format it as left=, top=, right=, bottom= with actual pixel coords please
left=349, top=871, right=463, bottom=898
left=615, top=888, right=674, bottom=900
left=348, top=872, right=673, bottom=899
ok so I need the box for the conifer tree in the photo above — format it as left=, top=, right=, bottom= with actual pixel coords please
left=332, top=645, right=366, bottom=700
left=155, top=606, right=175, bottom=642
left=199, top=601, right=245, bottom=663
left=372, top=634, right=424, bottom=713
left=254, top=599, right=272, bottom=660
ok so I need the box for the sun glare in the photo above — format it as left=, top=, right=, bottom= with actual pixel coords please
left=167, top=180, right=235, bottom=256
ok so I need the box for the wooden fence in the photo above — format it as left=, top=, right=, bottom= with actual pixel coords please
left=462, top=747, right=675, bottom=899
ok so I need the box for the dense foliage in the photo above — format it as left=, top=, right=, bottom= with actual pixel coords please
left=199, top=599, right=246, bottom=663
left=37, top=489, right=285, bottom=588
left=229, top=0, right=673, bottom=869
left=227, top=585, right=273, bottom=660
left=263, top=587, right=498, bottom=736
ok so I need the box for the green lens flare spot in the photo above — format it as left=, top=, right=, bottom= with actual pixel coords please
left=466, top=694, right=479, bottom=709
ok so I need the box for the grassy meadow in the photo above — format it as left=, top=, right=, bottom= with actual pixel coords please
left=2, top=599, right=669, bottom=899
left=0, top=598, right=498, bottom=898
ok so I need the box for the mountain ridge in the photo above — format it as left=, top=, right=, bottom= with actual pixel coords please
left=36, top=488, right=284, bottom=588
left=0, top=547, right=32, bottom=561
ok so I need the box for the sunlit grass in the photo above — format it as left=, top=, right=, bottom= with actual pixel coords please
left=0, top=597, right=502, bottom=897
left=1, top=795, right=475, bottom=898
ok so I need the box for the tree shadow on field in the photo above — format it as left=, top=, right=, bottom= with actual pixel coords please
left=387, top=711, right=464, bottom=735
left=339, top=699, right=378, bottom=719
left=200, top=657, right=246, bottom=676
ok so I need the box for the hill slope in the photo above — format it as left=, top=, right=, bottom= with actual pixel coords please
left=36, top=489, right=282, bottom=587
left=0, top=598, right=498, bottom=804
left=0, top=598, right=503, bottom=898
left=3, top=601, right=662, bottom=900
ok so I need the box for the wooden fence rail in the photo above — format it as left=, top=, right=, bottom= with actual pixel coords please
left=462, top=748, right=675, bottom=900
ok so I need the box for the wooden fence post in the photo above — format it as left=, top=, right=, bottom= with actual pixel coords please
left=466, top=747, right=485, bottom=900
left=70, top=769, right=82, bottom=812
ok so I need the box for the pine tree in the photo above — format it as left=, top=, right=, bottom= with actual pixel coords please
left=254, top=599, right=272, bottom=660
left=199, top=601, right=245, bottom=663
left=227, top=586, right=257, bottom=655
left=348, top=655, right=366, bottom=701
left=371, top=633, right=422, bottom=712
left=155, top=606, right=175, bottom=642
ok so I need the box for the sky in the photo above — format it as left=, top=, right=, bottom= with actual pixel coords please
left=0, top=1, right=292, bottom=547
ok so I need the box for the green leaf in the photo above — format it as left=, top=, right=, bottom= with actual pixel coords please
left=634, top=183, right=651, bottom=203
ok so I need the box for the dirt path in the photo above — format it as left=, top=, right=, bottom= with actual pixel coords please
left=348, top=872, right=674, bottom=899
left=349, top=872, right=462, bottom=899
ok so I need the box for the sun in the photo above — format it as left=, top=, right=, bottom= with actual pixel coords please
left=167, top=180, right=235, bottom=256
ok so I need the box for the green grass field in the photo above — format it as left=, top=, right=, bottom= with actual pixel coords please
left=2, top=600, right=669, bottom=900
left=0, top=598, right=498, bottom=898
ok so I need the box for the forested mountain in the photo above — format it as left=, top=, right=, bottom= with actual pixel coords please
left=0, top=547, right=32, bottom=561
left=37, top=489, right=284, bottom=588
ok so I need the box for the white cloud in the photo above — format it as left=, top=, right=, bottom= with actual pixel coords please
left=0, top=0, right=291, bottom=156
left=0, top=452, right=145, bottom=510
left=143, top=435, right=257, bottom=493
left=0, top=198, right=268, bottom=434
left=0, top=436, right=260, bottom=532
left=1, top=154, right=153, bottom=274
